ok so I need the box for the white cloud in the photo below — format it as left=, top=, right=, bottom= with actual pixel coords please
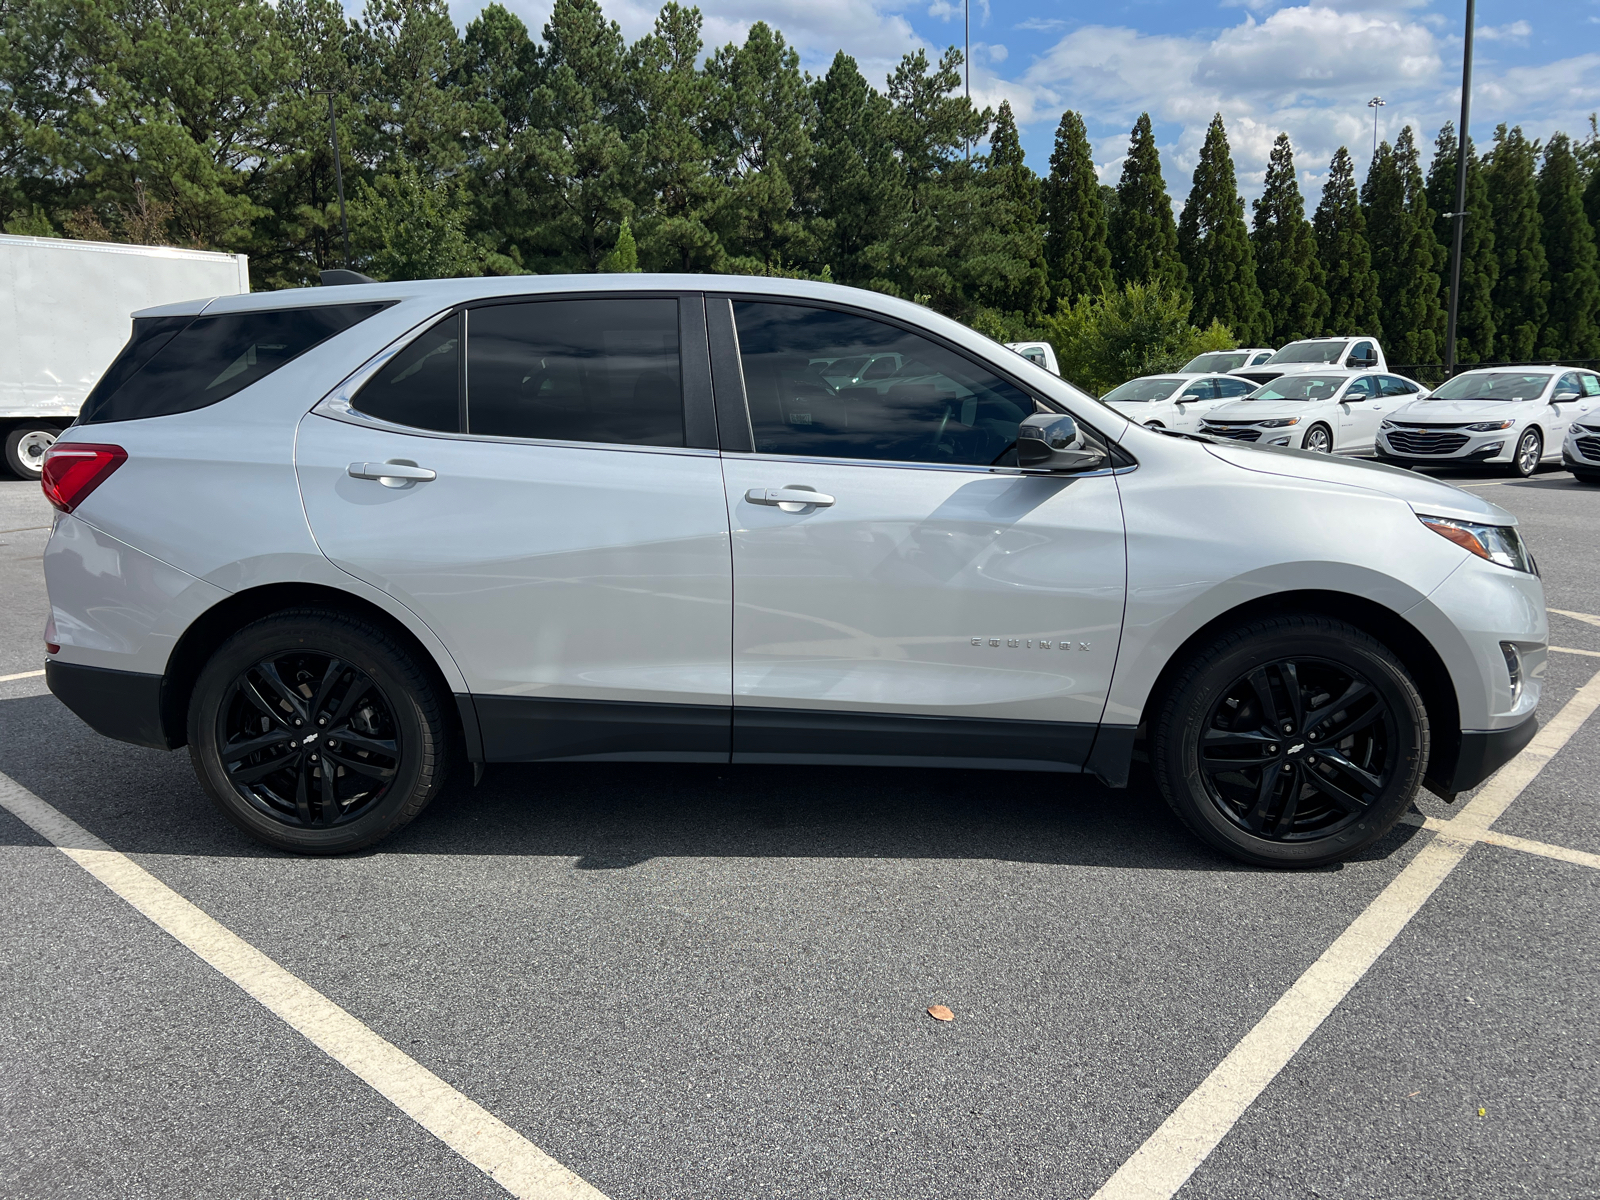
left=1475, top=20, right=1531, bottom=42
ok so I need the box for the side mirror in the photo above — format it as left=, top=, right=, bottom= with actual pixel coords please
left=1342, top=391, right=1366, bottom=402
left=1017, top=413, right=1107, bottom=472
left=1553, top=391, right=1580, bottom=402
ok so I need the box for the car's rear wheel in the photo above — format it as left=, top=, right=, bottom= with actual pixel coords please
left=187, top=609, right=450, bottom=853
left=4, top=422, right=61, bottom=479
left=1511, top=429, right=1542, bottom=477
left=1150, top=614, right=1427, bottom=868
left=1301, top=424, right=1332, bottom=453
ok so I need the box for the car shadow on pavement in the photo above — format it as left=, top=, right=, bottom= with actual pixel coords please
left=0, top=690, right=1422, bottom=873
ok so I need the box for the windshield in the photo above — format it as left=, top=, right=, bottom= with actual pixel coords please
left=1426, top=372, right=1552, bottom=402
left=1182, top=351, right=1249, bottom=373
left=1246, top=375, right=1347, bottom=401
left=1266, top=340, right=1347, bottom=364
left=1102, top=377, right=1183, bottom=403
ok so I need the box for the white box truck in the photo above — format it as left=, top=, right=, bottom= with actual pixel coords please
left=0, top=234, right=250, bottom=477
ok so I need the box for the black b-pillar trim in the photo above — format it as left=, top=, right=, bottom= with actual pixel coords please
left=679, top=294, right=719, bottom=450
left=704, top=296, right=754, bottom=453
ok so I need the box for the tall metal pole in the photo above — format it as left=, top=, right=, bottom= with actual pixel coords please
left=316, top=90, right=351, bottom=270
left=964, top=0, right=970, bottom=162
left=1443, top=0, right=1475, bottom=378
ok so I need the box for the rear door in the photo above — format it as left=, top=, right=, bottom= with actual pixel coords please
left=710, top=297, right=1127, bottom=771
left=296, top=293, right=734, bottom=763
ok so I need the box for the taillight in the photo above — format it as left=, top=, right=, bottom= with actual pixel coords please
left=41, top=443, right=127, bottom=513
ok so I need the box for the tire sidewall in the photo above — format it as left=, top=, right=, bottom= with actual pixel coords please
left=1159, top=626, right=1426, bottom=867
left=1514, top=430, right=1541, bottom=477
left=188, top=615, right=436, bottom=853
left=1302, top=424, right=1332, bottom=453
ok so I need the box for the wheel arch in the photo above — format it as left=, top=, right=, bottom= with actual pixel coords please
left=1134, top=588, right=1460, bottom=793
left=158, top=582, right=480, bottom=759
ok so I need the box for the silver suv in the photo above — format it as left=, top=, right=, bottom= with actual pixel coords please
left=40, top=276, right=1545, bottom=867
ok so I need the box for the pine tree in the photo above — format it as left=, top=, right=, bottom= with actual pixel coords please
left=1178, top=114, right=1263, bottom=342
left=1043, top=110, right=1112, bottom=305
left=1425, top=123, right=1496, bottom=363
left=968, top=100, right=1048, bottom=316
left=1313, top=147, right=1381, bottom=335
left=1108, top=113, right=1185, bottom=295
left=1537, top=132, right=1600, bottom=357
left=1363, top=127, right=1445, bottom=362
left=812, top=51, right=903, bottom=291
left=1484, top=124, right=1549, bottom=360
left=1252, top=132, right=1328, bottom=343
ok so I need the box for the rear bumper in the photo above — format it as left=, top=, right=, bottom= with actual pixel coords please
left=1426, top=712, right=1539, bottom=798
left=46, top=659, right=177, bottom=751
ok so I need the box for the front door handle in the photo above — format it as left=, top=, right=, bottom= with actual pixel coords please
left=348, top=460, right=436, bottom=487
left=745, top=486, right=835, bottom=512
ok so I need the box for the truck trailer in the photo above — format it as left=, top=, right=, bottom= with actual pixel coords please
left=0, top=234, right=250, bottom=477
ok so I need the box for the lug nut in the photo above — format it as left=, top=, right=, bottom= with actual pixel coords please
left=1307, top=732, right=1317, bottom=741
left=294, top=718, right=302, bottom=727
left=1282, top=722, right=1293, bottom=733
left=1269, top=744, right=1279, bottom=754
left=309, top=753, right=318, bottom=762
left=318, top=718, right=326, bottom=726
left=289, top=741, right=297, bottom=748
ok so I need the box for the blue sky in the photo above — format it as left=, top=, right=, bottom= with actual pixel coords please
left=451, top=0, right=1600, bottom=199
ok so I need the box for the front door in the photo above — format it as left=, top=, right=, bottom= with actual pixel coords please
left=297, top=295, right=734, bottom=762
left=716, top=299, right=1127, bottom=770
left=1337, top=375, right=1384, bottom=451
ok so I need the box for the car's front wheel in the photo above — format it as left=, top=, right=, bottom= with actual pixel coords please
left=1301, top=424, right=1332, bottom=453
left=1150, top=614, right=1427, bottom=868
left=187, top=608, right=451, bottom=853
left=1511, top=429, right=1542, bottom=478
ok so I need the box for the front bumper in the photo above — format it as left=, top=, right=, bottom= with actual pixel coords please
left=1427, top=711, right=1539, bottom=797
left=1376, top=427, right=1511, bottom=465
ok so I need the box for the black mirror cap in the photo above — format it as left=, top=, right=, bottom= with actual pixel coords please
left=1017, top=413, right=1108, bottom=472
left=320, top=269, right=378, bottom=286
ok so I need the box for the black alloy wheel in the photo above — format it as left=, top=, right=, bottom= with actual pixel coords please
left=188, top=609, right=450, bottom=853
left=1512, top=429, right=1542, bottom=478
left=1150, top=613, right=1426, bottom=867
left=217, top=651, right=400, bottom=828
left=1198, top=658, right=1394, bottom=842
left=1301, top=424, right=1332, bottom=453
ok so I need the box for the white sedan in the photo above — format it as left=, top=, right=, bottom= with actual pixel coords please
left=1179, top=348, right=1276, bottom=373
left=1201, top=371, right=1428, bottom=455
left=1378, top=366, right=1600, bottom=478
left=1100, top=373, right=1259, bottom=432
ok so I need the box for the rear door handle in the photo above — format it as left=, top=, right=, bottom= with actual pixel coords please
left=348, top=460, right=436, bottom=487
left=745, top=486, right=835, bottom=510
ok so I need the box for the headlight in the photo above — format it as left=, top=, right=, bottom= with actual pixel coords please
left=1380, top=419, right=1396, bottom=429
left=1466, top=420, right=1515, bottom=432
left=1418, top=514, right=1536, bottom=573
left=1255, top=418, right=1300, bottom=428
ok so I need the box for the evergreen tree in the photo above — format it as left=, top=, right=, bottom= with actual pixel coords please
left=968, top=100, right=1048, bottom=317
left=1537, top=132, right=1600, bottom=357
left=1252, top=132, right=1328, bottom=343
left=1363, top=128, right=1445, bottom=362
left=1425, top=123, right=1496, bottom=363
left=811, top=51, right=903, bottom=292
left=459, top=3, right=539, bottom=273
left=1043, top=110, right=1112, bottom=305
left=1484, top=124, right=1549, bottom=360
left=1313, top=147, right=1381, bottom=335
left=1108, top=113, right=1185, bottom=295
left=1177, top=114, right=1263, bottom=343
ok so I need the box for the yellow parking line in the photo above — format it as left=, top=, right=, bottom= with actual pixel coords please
left=1421, top=817, right=1600, bottom=871
left=1551, top=608, right=1600, bottom=629
left=0, top=669, right=45, bottom=683
left=1551, top=646, right=1600, bottom=658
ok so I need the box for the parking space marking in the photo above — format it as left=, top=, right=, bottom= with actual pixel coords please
left=1552, top=646, right=1600, bottom=659
left=1420, top=817, right=1600, bottom=871
left=1091, top=665, right=1600, bottom=1200
left=1551, top=608, right=1600, bottom=629
left=0, top=773, right=608, bottom=1200
left=0, top=669, right=44, bottom=682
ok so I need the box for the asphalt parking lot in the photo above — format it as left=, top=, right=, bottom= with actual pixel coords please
left=2, top=465, right=1597, bottom=1200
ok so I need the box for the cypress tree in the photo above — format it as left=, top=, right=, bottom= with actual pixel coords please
left=1537, top=132, right=1600, bottom=357
left=970, top=100, right=1048, bottom=316
left=1043, top=110, right=1112, bottom=305
left=1313, top=147, right=1381, bottom=335
left=1108, top=113, right=1185, bottom=295
left=1177, top=113, right=1264, bottom=342
left=1484, top=124, right=1549, bottom=360
left=1425, top=123, right=1496, bottom=363
left=812, top=51, right=903, bottom=291
left=1252, top=132, right=1328, bottom=343
left=1362, top=127, right=1445, bottom=362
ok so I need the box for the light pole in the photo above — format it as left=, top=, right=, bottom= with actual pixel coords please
left=313, top=89, right=351, bottom=270
left=1443, top=0, right=1475, bottom=377
left=1367, top=96, right=1386, bottom=156
left=965, top=0, right=971, bottom=161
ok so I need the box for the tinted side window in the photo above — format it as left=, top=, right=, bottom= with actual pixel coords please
left=1556, top=372, right=1583, bottom=397
left=1350, top=341, right=1375, bottom=365
left=733, top=302, right=1038, bottom=466
left=351, top=312, right=461, bottom=432
left=80, top=304, right=388, bottom=425
left=1180, top=380, right=1213, bottom=399
left=1347, top=377, right=1379, bottom=398
left=1379, top=376, right=1413, bottom=396
left=466, top=299, right=682, bottom=446
left=1215, top=377, right=1253, bottom=397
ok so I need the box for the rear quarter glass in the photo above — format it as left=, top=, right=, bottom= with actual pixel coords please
left=79, top=302, right=390, bottom=424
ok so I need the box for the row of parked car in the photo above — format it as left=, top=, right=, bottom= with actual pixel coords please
left=1007, top=336, right=1600, bottom=481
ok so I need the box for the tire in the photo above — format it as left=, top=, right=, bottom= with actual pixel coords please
left=4, top=422, right=61, bottom=479
left=1149, top=613, right=1428, bottom=868
left=1511, top=429, right=1541, bottom=477
left=187, top=608, right=450, bottom=853
left=1145, top=421, right=1165, bottom=429
left=1300, top=424, right=1332, bottom=453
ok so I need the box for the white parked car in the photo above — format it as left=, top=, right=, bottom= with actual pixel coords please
left=1101, top=373, right=1259, bottom=433
left=41, top=275, right=1543, bottom=869
left=1233, top=336, right=1385, bottom=389
left=1179, top=348, right=1276, bottom=374
left=1561, top=402, right=1600, bottom=485
left=1202, top=371, right=1428, bottom=454
left=1006, top=341, right=1060, bottom=375
left=1378, top=366, right=1600, bottom=478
